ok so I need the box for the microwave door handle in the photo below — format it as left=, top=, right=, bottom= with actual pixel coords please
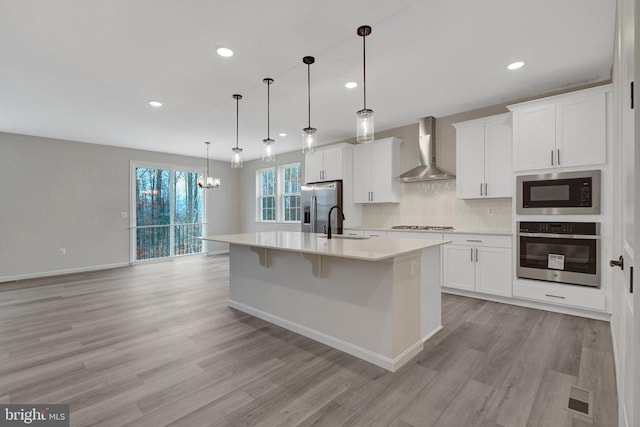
left=518, top=232, right=601, bottom=239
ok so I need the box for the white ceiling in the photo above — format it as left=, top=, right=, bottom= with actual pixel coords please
left=0, top=0, right=615, bottom=162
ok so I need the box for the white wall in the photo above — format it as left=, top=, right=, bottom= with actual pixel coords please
left=0, top=132, right=239, bottom=281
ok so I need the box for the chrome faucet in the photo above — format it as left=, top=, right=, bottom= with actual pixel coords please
left=327, top=205, right=345, bottom=239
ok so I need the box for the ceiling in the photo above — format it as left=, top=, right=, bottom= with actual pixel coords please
left=0, top=0, right=615, bottom=162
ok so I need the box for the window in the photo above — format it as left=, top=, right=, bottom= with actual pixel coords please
left=257, top=168, right=276, bottom=221
left=281, top=164, right=301, bottom=222
left=133, top=163, right=204, bottom=261
left=256, top=163, right=301, bottom=222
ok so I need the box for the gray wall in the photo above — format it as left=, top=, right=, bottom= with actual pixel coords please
left=0, top=132, right=239, bottom=281
left=238, top=149, right=305, bottom=233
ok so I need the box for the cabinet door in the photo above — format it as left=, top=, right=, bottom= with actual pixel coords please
left=443, top=245, right=475, bottom=291
left=321, top=147, right=344, bottom=181
left=305, top=152, right=324, bottom=183
left=353, top=144, right=372, bottom=203
left=513, top=104, right=556, bottom=171
left=370, top=140, right=396, bottom=202
left=484, top=116, right=512, bottom=198
left=456, top=124, right=486, bottom=199
left=556, top=92, right=607, bottom=168
left=475, top=247, right=512, bottom=297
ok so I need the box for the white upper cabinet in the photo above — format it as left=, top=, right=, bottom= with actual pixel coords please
left=508, top=85, right=611, bottom=172
left=353, top=137, right=401, bottom=203
left=454, top=113, right=512, bottom=199
left=304, top=144, right=345, bottom=183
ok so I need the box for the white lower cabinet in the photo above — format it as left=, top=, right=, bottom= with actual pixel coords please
left=443, top=234, right=512, bottom=297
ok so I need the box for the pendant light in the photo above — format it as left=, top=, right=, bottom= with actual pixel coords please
left=356, top=25, right=374, bottom=143
left=197, top=141, right=221, bottom=189
left=262, top=78, right=276, bottom=162
left=231, top=94, right=243, bottom=169
left=302, top=56, right=317, bottom=154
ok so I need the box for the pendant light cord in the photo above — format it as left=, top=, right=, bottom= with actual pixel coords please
left=267, top=81, right=271, bottom=139
left=235, top=96, right=239, bottom=149
left=362, top=34, right=367, bottom=110
left=206, top=143, right=210, bottom=177
left=307, top=63, right=311, bottom=129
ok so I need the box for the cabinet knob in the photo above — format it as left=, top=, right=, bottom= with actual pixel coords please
left=609, top=255, right=624, bottom=270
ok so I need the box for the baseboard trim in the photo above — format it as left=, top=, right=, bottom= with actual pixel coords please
left=442, top=288, right=611, bottom=321
left=229, top=299, right=423, bottom=372
left=0, top=262, right=131, bottom=284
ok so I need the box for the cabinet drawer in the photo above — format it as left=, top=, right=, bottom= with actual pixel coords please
left=444, top=234, right=512, bottom=248
left=513, top=280, right=605, bottom=311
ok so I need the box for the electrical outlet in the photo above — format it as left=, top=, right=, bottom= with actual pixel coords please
left=59, top=248, right=66, bottom=256
left=121, top=212, right=128, bottom=219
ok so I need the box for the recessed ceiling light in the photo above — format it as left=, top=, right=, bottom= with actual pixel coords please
left=345, top=81, right=358, bottom=89
left=148, top=100, right=163, bottom=108
left=507, top=61, right=525, bottom=70
left=278, top=132, right=288, bottom=137
left=217, top=47, right=234, bottom=57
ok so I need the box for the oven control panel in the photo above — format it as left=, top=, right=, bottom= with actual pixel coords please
left=518, top=221, right=599, bottom=235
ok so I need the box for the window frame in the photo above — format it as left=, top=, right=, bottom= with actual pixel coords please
left=279, top=163, right=302, bottom=223
left=256, top=166, right=277, bottom=222
left=255, top=162, right=301, bottom=223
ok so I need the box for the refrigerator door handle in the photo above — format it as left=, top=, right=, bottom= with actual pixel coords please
left=311, top=195, right=317, bottom=233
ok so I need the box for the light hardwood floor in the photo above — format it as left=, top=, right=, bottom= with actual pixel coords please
left=0, top=255, right=617, bottom=426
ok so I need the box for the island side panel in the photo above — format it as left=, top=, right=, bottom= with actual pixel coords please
left=226, top=244, right=424, bottom=370
left=421, top=246, right=443, bottom=341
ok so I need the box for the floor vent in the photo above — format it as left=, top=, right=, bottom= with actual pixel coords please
left=567, top=386, right=592, bottom=417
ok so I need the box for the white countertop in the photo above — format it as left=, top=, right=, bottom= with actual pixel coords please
left=202, top=231, right=450, bottom=261
left=348, top=227, right=512, bottom=236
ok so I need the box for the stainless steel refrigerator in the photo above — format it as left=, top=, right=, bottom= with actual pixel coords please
left=301, top=180, right=343, bottom=234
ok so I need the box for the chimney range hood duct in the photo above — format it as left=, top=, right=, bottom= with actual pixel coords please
left=399, top=116, right=455, bottom=182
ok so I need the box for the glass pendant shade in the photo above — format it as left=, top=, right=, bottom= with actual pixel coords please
left=356, top=108, right=374, bottom=143
left=231, top=147, right=243, bottom=169
left=262, top=138, right=275, bottom=162
left=302, top=127, right=317, bottom=154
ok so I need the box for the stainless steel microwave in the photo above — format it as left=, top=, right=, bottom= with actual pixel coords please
left=516, top=170, right=600, bottom=215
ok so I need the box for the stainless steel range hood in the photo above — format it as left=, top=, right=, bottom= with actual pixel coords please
left=399, top=116, right=455, bottom=182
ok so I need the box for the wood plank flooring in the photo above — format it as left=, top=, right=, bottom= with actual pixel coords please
left=0, top=255, right=617, bottom=426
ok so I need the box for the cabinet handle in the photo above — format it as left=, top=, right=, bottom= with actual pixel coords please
left=544, top=294, right=566, bottom=299
left=470, top=248, right=474, bottom=262
left=557, top=149, right=560, bottom=165
left=480, top=183, right=483, bottom=196
left=466, top=239, right=482, bottom=243
left=484, top=183, right=488, bottom=196
left=475, top=248, right=478, bottom=262
left=551, top=150, right=554, bottom=166
left=371, top=192, right=374, bottom=202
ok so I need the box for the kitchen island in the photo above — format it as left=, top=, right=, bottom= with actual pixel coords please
left=202, top=231, right=450, bottom=371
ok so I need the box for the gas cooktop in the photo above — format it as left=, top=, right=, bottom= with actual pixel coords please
left=391, top=225, right=455, bottom=231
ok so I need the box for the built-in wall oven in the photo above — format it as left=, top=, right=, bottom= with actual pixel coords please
left=517, top=221, right=601, bottom=288
left=516, top=170, right=600, bottom=215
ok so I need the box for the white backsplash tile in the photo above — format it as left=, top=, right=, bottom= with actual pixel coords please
left=362, top=181, right=512, bottom=232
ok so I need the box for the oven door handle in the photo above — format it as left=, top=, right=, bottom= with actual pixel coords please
left=518, top=232, right=601, bottom=239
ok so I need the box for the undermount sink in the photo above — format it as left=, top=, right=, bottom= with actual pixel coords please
left=318, top=235, right=371, bottom=240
